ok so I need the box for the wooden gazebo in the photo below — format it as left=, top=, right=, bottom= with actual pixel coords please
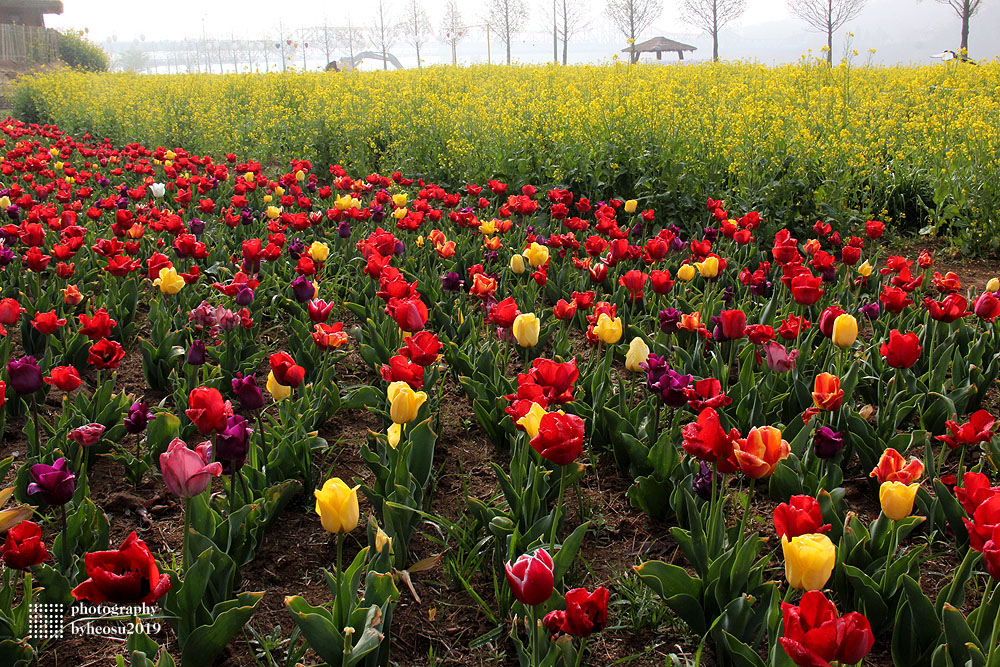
left=622, top=36, right=696, bottom=63
left=0, top=0, right=63, bottom=27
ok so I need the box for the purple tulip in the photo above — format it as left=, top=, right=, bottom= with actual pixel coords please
left=215, top=415, right=252, bottom=473
left=217, top=307, right=240, bottom=332
left=186, top=339, right=207, bottom=365
left=124, top=400, right=155, bottom=434
left=641, top=354, right=691, bottom=408
left=291, top=276, right=315, bottom=303
left=7, top=356, right=43, bottom=395
left=859, top=302, right=880, bottom=321
left=232, top=373, right=265, bottom=411
left=692, top=462, right=721, bottom=501
left=658, top=308, right=682, bottom=335
left=235, top=286, right=255, bottom=306
left=703, top=227, right=719, bottom=242
left=337, top=220, right=352, bottom=238
left=0, top=245, right=14, bottom=266
left=189, top=218, right=206, bottom=236
left=813, top=427, right=845, bottom=459
left=441, top=272, right=463, bottom=292
left=28, top=458, right=76, bottom=505
left=287, top=239, right=306, bottom=260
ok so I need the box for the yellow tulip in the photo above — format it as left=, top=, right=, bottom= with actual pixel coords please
left=512, top=313, right=540, bottom=348
left=263, top=194, right=273, bottom=203
left=295, top=169, right=306, bottom=182
left=677, top=264, right=696, bottom=282
left=0, top=487, right=34, bottom=532
left=165, top=150, right=176, bottom=160
left=275, top=186, right=285, bottom=197
left=266, top=371, right=291, bottom=401
left=479, top=219, right=497, bottom=235
left=308, top=241, right=330, bottom=262
left=625, top=337, right=650, bottom=372
left=314, top=477, right=360, bottom=534
left=244, top=171, right=255, bottom=183
left=392, top=193, right=408, bottom=208
left=392, top=207, right=407, bottom=220
left=781, top=533, right=836, bottom=591
left=858, top=261, right=873, bottom=277
left=523, top=242, right=550, bottom=268
left=516, top=402, right=548, bottom=438
left=831, top=313, right=858, bottom=348
left=694, top=256, right=720, bottom=279
left=879, top=481, right=919, bottom=520
left=153, top=267, right=185, bottom=295
left=594, top=313, right=623, bottom=345
left=510, top=253, right=526, bottom=274
left=624, top=199, right=637, bottom=213
left=387, top=381, right=427, bottom=424
left=266, top=205, right=281, bottom=220
left=335, top=194, right=359, bottom=210
left=987, top=278, right=999, bottom=292
left=0, top=196, right=9, bottom=209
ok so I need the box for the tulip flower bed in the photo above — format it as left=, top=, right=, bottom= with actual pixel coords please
left=1, top=116, right=1000, bottom=667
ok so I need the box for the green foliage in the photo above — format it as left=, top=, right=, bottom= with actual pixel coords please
left=58, top=30, right=109, bottom=72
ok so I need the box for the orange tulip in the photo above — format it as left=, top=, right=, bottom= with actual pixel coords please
left=734, top=426, right=791, bottom=478
left=803, top=373, right=844, bottom=423
left=870, top=448, right=924, bottom=484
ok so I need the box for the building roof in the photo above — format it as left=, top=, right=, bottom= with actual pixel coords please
left=622, top=36, right=696, bottom=53
left=0, top=0, right=63, bottom=13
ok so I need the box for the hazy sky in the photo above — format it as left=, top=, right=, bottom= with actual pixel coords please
left=48, top=0, right=999, bottom=66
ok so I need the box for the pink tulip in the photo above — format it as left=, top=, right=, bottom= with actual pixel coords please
left=159, top=438, right=222, bottom=498
left=68, top=423, right=106, bottom=447
left=764, top=341, right=799, bottom=373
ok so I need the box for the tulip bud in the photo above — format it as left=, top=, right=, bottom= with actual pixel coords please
left=510, top=253, right=526, bottom=275
left=266, top=371, right=291, bottom=401
left=504, top=549, right=554, bottom=606
left=624, top=199, right=637, bottom=214
left=988, top=278, right=1000, bottom=293
left=314, top=477, right=360, bottom=534
left=782, top=533, right=835, bottom=591
left=512, top=313, right=540, bottom=348
left=879, top=481, right=919, bottom=520
left=857, top=261, right=873, bottom=277
left=677, top=264, right=696, bottom=282
left=624, top=337, right=650, bottom=372
left=831, top=313, right=858, bottom=348
left=375, top=527, right=392, bottom=554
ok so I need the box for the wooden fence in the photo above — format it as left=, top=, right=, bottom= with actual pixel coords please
left=0, top=24, right=60, bottom=63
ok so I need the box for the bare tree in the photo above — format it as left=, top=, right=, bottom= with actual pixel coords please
left=540, top=0, right=589, bottom=64
left=680, top=0, right=746, bottom=62
left=487, top=0, right=528, bottom=64
left=931, top=0, right=985, bottom=53
left=605, top=0, right=663, bottom=54
left=441, top=0, right=466, bottom=65
left=786, top=0, right=868, bottom=65
left=369, top=0, right=397, bottom=70
left=403, top=0, right=433, bottom=67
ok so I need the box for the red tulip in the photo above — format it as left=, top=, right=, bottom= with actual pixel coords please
left=719, top=310, right=747, bottom=340
left=682, top=407, right=738, bottom=466
left=87, top=338, right=125, bottom=369
left=879, top=329, right=921, bottom=368
left=1, top=520, right=49, bottom=569
left=45, top=365, right=82, bottom=391
left=307, top=298, right=335, bottom=322
left=552, top=298, right=577, bottom=321
left=78, top=308, right=118, bottom=340
left=840, top=245, right=861, bottom=265
left=398, top=331, right=441, bottom=366
left=513, top=358, right=579, bottom=405
left=974, top=292, right=1000, bottom=321
left=269, top=352, right=306, bottom=388
left=733, top=426, right=790, bottom=479
left=380, top=354, right=425, bottom=389
left=773, top=496, right=831, bottom=539
left=31, top=310, right=67, bottom=335
left=817, top=306, right=844, bottom=338
left=488, top=297, right=520, bottom=329
left=778, top=314, right=811, bottom=340
left=865, top=220, right=884, bottom=239
left=685, top=378, right=731, bottom=411
left=529, top=412, right=585, bottom=465
left=649, top=269, right=674, bottom=294
left=954, top=472, right=1000, bottom=516
left=543, top=587, right=610, bottom=637
left=71, top=532, right=172, bottom=604
left=924, top=294, right=970, bottom=323
left=790, top=271, right=824, bottom=306
left=984, top=527, right=1000, bottom=581
left=936, top=409, right=996, bottom=450
left=387, top=295, right=429, bottom=331
left=312, top=323, right=349, bottom=350
left=504, top=548, right=554, bottom=606
left=780, top=590, right=874, bottom=667
left=965, top=495, right=1000, bottom=553
left=185, top=387, right=231, bottom=434
left=802, top=373, right=844, bottom=423
left=618, top=270, right=647, bottom=301
left=571, top=290, right=595, bottom=311
left=880, top=285, right=913, bottom=313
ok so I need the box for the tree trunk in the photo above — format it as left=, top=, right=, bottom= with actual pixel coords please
left=506, top=39, right=511, bottom=65
left=451, top=39, right=457, bottom=66
left=552, top=0, right=558, bottom=63
left=416, top=43, right=421, bottom=68
left=713, top=31, right=719, bottom=62
left=826, top=28, right=833, bottom=65
left=960, top=3, right=970, bottom=53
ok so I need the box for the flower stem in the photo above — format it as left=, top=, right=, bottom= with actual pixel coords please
left=183, top=496, right=191, bottom=572
left=549, top=465, right=568, bottom=553
left=737, top=477, right=756, bottom=547
left=59, top=503, right=70, bottom=571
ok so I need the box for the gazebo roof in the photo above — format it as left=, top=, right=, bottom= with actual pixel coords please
left=622, top=36, right=696, bottom=53
left=0, top=0, right=63, bottom=13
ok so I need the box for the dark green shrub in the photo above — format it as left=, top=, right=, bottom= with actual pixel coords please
left=59, top=29, right=109, bottom=72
